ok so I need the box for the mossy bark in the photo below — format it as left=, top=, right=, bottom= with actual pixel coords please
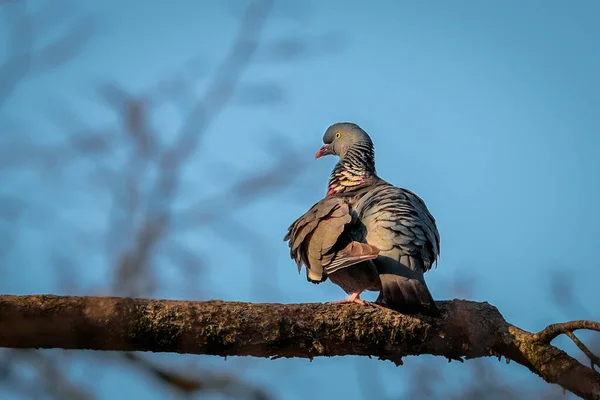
left=1, top=295, right=599, bottom=399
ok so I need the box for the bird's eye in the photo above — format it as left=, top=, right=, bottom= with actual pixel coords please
left=335, top=132, right=341, bottom=138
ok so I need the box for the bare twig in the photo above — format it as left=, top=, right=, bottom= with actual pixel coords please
left=566, top=332, right=600, bottom=372
left=533, top=320, right=600, bottom=343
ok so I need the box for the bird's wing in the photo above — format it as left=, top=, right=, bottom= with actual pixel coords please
left=355, top=183, right=440, bottom=315
left=284, top=197, right=380, bottom=283
left=358, top=184, right=440, bottom=272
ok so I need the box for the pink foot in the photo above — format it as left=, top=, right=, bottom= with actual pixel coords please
left=328, top=292, right=366, bottom=305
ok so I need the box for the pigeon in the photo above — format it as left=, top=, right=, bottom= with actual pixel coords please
left=284, top=122, right=440, bottom=316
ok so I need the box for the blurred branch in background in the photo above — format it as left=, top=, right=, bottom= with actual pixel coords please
left=122, top=353, right=270, bottom=400
left=0, top=350, right=93, bottom=400
left=0, top=0, right=94, bottom=108
left=0, top=0, right=323, bottom=398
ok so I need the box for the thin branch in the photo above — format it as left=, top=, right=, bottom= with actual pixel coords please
left=533, top=320, right=600, bottom=343
left=566, top=332, right=600, bottom=372
left=1, top=295, right=600, bottom=400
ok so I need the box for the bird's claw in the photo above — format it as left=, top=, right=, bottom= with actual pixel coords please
left=328, top=298, right=366, bottom=305
left=327, top=292, right=366, bottom=305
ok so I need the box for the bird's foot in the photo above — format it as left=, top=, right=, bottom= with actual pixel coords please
left=328, top=292, right=366, bottom=305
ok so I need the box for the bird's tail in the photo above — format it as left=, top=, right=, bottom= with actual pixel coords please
left=377, top=274, right=439, bottom=317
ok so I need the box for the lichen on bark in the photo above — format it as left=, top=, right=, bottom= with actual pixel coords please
left=1, top=295, right=599, bottom=399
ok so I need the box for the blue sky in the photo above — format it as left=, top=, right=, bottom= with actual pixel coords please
left=1, top=0, right=599, bottom=399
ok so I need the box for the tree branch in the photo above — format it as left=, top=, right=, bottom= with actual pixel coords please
left=565, top=332, right=600, bottom=372
left=533, top=320, right=600, bottom=342
left=532, top=320, right=600, bottom=373
left=1, top=295, right=599, bottom=399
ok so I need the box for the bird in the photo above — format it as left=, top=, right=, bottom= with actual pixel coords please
left=284, top=122, right=440, bottom=316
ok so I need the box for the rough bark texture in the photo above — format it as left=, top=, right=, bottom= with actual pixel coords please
left=1, top=295, right=599, bottom=399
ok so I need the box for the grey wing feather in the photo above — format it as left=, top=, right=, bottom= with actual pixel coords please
left=357, top=184, right=440, bottom=271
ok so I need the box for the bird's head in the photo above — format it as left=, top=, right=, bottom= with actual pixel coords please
left=315, top=122, right=373, bottom=159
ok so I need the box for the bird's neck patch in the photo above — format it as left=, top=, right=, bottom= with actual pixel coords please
left=327, top=165, right=370, bottom=196
left=326, top=143, right=376, bottom=197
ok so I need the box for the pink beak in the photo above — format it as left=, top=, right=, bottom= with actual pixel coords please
left=315, top=144, right=332, bottom=159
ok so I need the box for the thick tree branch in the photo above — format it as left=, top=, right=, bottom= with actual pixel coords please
left=1, top=295, right=599, bottom=399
